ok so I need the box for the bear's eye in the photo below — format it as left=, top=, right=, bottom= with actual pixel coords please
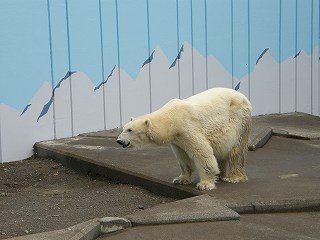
left=127, top=129, right=132, bottom=132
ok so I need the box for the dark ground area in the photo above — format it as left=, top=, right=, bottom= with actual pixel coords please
left=0, top=157, right=175, bottom=239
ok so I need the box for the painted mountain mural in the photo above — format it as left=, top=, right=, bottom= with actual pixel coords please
left=0, top=82, right=54, bottom=162
left=0, top=43, right=318, bottom=162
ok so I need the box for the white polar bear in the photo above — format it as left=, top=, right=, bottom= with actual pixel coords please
left=117, top=88, right=252, bottom=190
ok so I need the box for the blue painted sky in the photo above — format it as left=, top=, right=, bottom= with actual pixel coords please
left=0, top=0, right=318, bottom=111
left=0, top=0, right=51, bottom=111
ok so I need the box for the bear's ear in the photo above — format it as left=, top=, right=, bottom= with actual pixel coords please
left=145, top=119, right=151, bottom=127
left=130, top=117, right=134, bottom=121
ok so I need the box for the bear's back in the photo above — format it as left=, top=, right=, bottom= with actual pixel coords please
left=153, top=87, right=251, bottom=127
left=180, top=87, right=251, bottom=129
left=184, top=88, right=248, bottom=106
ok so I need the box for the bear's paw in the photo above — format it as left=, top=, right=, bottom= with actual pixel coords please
left=196, top=180, right=216, bottom=190
left=172, top=175, right=192, bottom=185
left=220, top=175, right=248, bottom=183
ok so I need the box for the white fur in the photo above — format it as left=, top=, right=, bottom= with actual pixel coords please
left=117, top=88, right=252, bottom=190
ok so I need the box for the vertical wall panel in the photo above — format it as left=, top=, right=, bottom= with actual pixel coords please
left=232, top=0, right=250, bottom=98
left=117, top=0, right=149, bottom=79
left=67, top=0, right=104, bottom=135
left=0, top=4, right=2, bottom=160
left=249, top=0, right=280, bottom=115
left=149, top=0, right=179, bottom=110
left=296, top=0, right=312, bottom=113
left=178, top=0, right=193, bottom=99
left=0, top=0, right=52, bottom=112
left=0, top=0, right=4, bottom=162
left=191, top=0, right=207, bottom=94
left=100, top=0, right=121, bottom=129
left=0, top=106, right=3, bottom=163
left=67, top=0, right=103, bottom=85
left=280, top=0, right=296, bottom=113
left=312, top=0, right=320, bottom=116
left=118, top=0, right=150, bottom=122
left=207, top=0, right=233, bottom=89
left=0, top=0, right=54, bottom=162
left=49, top=0, right=73, bottom=139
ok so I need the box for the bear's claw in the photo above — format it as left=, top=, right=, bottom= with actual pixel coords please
left=172, top=176, right=191, bottom=185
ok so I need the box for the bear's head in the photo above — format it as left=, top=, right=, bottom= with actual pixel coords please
left=117, top=117, right=158, bottom=149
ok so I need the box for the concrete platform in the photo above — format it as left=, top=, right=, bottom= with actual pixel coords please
left=97, top=212, right=320, bottom=240
left=35, top=112, right=320, bottom=213
left=252, top=112, right=320, bottom=140
left=126, top=195, right=240, bottom=226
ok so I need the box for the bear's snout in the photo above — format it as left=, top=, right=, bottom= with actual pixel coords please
left=117, top=139, right=123, bottom=145
left=117, top=139, right=130, bottom=148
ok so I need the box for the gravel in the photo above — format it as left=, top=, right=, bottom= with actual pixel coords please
left=0, top=157, right=175, bottom=239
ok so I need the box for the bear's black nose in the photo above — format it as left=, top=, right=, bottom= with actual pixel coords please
left=117, top=140, right=123, bottom=145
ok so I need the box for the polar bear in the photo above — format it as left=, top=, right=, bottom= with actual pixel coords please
left=117, top=88, right=252, bottom=190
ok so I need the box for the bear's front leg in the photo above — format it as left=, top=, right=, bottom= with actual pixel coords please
left=186, top=141, right=220, bottom=190
left=196, top=167, right=219, bottom=191
left=171, top=144, right=193, bottom=185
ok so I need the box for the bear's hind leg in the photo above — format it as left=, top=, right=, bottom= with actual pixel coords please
left=220, top=118, right=250, bottom=183
left=171, top=144, right=194, bottom=185
left=220, top=154, right=248, bottom=183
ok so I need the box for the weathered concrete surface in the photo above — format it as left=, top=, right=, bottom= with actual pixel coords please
left=251, top=112, right=320, bottom=140
left=126, top=195, right=239, bottom=226
left=249, top=127, right=272, bottom=151
left=35, top=135, right=320, bottom=213
left=99, top=217, right=131, bottom=234
left=97, top=212, right=320, bottom=240
left=34, top=113, right=320, bottom=212
left=249, top=112, right=320, bottom=150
